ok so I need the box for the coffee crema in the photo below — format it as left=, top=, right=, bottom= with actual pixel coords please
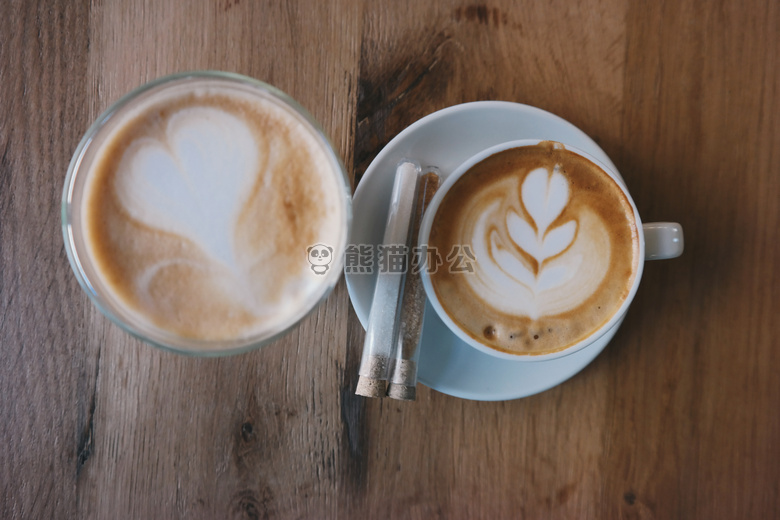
left=81, top=81, right=347, bottom=344
left=427, top=142, right=639, bottom=355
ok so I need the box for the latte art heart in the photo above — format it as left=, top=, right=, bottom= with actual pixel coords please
left=115, top=107, right=259, bottom=272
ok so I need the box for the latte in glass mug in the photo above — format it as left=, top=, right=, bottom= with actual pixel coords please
left=63, top=72, right=350, bottom=354
left=421, top=141, right=641, bottom=358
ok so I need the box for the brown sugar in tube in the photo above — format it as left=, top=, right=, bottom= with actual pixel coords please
left=386, top=169, right=441, bottom=401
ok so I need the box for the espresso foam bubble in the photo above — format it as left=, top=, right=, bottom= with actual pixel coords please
left=82, top=83, right=347, bottom=343
left=428, top=143, right=639, bottom=355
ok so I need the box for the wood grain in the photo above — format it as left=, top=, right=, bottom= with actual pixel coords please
left=1, top=0, right=778, bottom=518
left=0, top=0, right=93, bottom=517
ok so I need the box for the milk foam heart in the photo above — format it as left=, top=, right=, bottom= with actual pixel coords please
left=115, top=107, right=258, bottom=272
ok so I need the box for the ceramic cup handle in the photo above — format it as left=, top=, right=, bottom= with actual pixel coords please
left=643, top=222, right=684, bottom=260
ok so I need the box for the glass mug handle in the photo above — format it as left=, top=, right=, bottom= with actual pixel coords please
left=643, top=222, right=684, bottom=260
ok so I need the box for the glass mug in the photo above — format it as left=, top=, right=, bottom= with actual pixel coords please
left=62, top=71, right=352, bottom=356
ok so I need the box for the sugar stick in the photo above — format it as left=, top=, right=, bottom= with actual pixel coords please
left=355, top=160, right=421, bottom=397
left=386, top=169, right=441, bottom=401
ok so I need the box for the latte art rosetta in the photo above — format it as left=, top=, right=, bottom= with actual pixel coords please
left=427, top=143, right=639, bottom=355
left=468, top=165, right=610, bottom=319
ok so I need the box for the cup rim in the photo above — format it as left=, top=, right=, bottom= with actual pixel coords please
left=418, top=139, right=645, bottom=362
left=61, top=70, right=352, bottom=357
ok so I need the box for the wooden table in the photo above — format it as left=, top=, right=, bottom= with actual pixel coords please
left=2, top=0, right=778, bottom=518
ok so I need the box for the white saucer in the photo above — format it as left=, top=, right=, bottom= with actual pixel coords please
left=346, top=101, right=623, bottom=401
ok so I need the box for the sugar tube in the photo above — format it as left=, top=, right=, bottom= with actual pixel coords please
left=355, top=160, right=421, bottom=398
left=386, top=169, right=441, bottom=401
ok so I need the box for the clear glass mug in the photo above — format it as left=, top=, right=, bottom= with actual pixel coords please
left=62, top=71, right=352, bottom=356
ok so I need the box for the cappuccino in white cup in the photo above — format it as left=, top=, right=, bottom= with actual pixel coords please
left=419, top=140, right=682, bottom=360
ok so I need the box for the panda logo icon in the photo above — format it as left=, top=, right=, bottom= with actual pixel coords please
left=307, top=244, right=333, bottom=275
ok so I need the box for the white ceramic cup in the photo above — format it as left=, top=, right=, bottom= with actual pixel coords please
left=418, top=139, right=683, bottom=361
